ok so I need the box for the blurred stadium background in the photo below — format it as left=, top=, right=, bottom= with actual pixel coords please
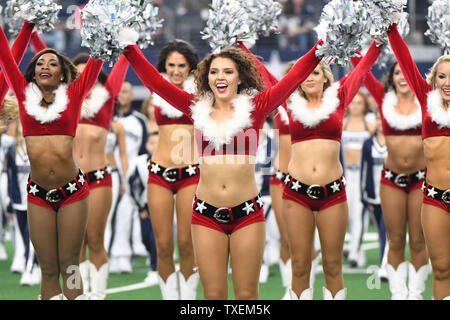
left=0, top=0, right=443, bottom=105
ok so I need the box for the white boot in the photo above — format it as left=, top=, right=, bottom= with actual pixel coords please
left=289, top=288, right=313, bottom=300
left=443, top=296, right=450, bottom=300
left=79, top=260, right=90, bottom=295
left=179, top=272, right=199, bottom=300
left=323, top=287, right=347, bottom=300
left=279, top=259, right=292, bottom=300
left=158, top=272, right=179, bottom=300
left=386, top=261, right=409, bottom=300
left=408, top=263, right=431, bottom=300
left=89, top=262, right=109, bottom=300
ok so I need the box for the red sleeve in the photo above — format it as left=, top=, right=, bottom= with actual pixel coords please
left=350, top=54, right=385, bottom=108
left=69, top=57, right=104, bottom=101
left=339, top=41, right=382, bottom=109
left=237, top=41, right=279, bottom=88
left=30, top=32, right=47, bottom=53
left=0, top=21, right=34, bottom=105
left=124, top=44, right=194, bottom=117
left=254, top=39, right=323, bottom=117
left=0, top=24, right=28, bottom=108
left=104, top=54, right=130, bottom=99
left=388, top=24, right=431, bottom=108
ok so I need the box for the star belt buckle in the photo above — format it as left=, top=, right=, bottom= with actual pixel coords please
left=45, top=189, right=62, bottom=203
left=394, top=174, right=408, bottom=188
left=306, top=185, right=323, bottom=200
left=442, top=189, right=450, bottom=204
left=213, top=207, right=231, bottom=224
left=162, top=168, right=177, bottom=182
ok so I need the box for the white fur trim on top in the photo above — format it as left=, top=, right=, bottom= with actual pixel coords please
left=288, top=82, right=340, bottom=128
left=427, top=89, right=450, bottom=129
left=382, top=91, right=421, bottom=130
left=24, top=83, right=69, bottom=124
left=190, top=92, right=255, bottom=150
left=277, top=106, right=290, bottom=126
left=80, top=84, right=110, bottom=120
left=153, top=75, right=196, bottom=119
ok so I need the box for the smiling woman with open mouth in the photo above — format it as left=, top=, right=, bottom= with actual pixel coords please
left=0, top=22, right=104, bottom=300
left=118, top=26, right=323, bottom=299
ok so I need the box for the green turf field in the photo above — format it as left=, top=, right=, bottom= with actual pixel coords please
left=0, top=230, right=433, bottom=300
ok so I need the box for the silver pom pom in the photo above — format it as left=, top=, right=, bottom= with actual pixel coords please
left=81, top=0, right=142, bottom=65
left=121, top=0, right=164, bottom=49
left=3, top=0, right=24, bottom=37
left=314, top=0, right=370, bottom=66
left=245, top=0, right=283, bottom=38
left=362, top=12, right=410, bottom=68
left=361, top=0, right=407, bottom=41
left=133, top=1, right=164, bottom=50
left=15, top=0, right=62, bottom=34
left=201, top=0, right=251, bottom=53
left=424, top=0, right=450, bottom=54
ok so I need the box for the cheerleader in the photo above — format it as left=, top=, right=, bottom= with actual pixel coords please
left=0, top=24, right=103, bottom=299
left=120, top=28, right=323, bottom=299
left=342, top=91, right=375, bottom=268
left=351, top=54, right=429, bottom=299
left=389, top=23, right=450, bottom=300
left=282, top=41, right=381, bottom=300
left=144, top=40, right=200, bottom=300
left=72, top=53, right=129, bottom=300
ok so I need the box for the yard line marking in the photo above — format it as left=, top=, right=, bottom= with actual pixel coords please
left=361, top=242, right=380, bottom=251
left=105, top=282, right=155, bottom=294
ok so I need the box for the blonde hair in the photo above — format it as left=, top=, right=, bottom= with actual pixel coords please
left=285, top=59, right=334, bottom=101
left=426, top=55, right=450, bottom=88
left=1, top=94, right=19, bottom=126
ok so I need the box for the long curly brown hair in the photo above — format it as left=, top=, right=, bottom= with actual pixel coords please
left=194, top=47, right=266, bottom=99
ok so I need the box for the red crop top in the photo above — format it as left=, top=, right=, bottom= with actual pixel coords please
left=351, top=55, right=422, bottom=136
left=287, top=41, right=381, bottom=144
left=0, top=21, right=35, bottom=107
left=0, top=25, right=104, bottom=137
left=152, top=75, right=194, bottom=126
left=389, top=24, right=450, bottom=139
left=79, top=55, right=130, bottom=130
left=124, top=41, right=322, bottom=156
